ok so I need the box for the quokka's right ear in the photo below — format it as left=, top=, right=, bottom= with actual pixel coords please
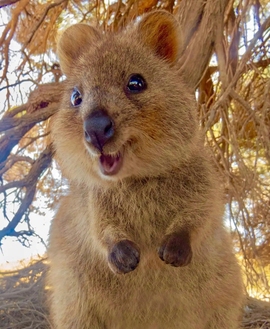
left=57, top=24, right=101, bottom=76
left=137, top=10, right=182, bottom=64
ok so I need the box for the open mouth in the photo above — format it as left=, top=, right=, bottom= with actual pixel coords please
left=99, top=152, right=123, bottom=176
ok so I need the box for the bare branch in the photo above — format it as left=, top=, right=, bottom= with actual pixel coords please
left=0, top=103, right=57, bottom=166
left=0, top=145, right=53, bottom=242
left=0, top=0, right=20, bottom=8
left=22, top=0, right=68, bottom=51
left=177, top=0, right=229, bottom=90
left=203, top=15, right=270, bottom=133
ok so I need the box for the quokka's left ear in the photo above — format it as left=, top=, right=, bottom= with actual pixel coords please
left=57, top=24, right=102, bottom=76
left=136, top=10, right=182, bottom=64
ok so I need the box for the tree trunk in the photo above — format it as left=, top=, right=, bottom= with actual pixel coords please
left=177, top=0, right=229, bottom=90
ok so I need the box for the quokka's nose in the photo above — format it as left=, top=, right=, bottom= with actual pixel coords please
left=84, top=110, right=114, bottom=151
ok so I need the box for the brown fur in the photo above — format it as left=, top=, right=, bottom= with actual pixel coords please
left=48, top=11, right=243, bottom=329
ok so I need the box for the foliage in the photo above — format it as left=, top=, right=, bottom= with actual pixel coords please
left=0, top=0, right=270, bottom=296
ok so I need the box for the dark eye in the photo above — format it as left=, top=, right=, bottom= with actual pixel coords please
left=126, top=74, right=147, bottom=93
left=70, top=88, right=82, bottom=107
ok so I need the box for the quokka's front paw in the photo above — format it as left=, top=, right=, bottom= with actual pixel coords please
left=108, top=239, right=140, bottom=274
left=158, top=231, right=192, bottom=267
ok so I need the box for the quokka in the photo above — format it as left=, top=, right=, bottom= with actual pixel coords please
left=48, top=10, right=243, bottom=329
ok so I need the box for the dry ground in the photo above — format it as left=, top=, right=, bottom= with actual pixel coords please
left=0, top=259, right=270, bottom=329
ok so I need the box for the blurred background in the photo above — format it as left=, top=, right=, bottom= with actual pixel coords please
left=0, top=0, right=270, bottom=327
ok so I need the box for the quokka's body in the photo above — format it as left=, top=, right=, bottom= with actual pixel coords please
left=48, top=10, right=243, bottom=329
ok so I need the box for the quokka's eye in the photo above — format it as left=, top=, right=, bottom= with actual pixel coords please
left=126, top=74, right=147, bottom=94
left=70, top=88, right=82, bottom=107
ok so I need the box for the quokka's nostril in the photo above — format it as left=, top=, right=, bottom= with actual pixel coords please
left=104, top=120, right=114, bottom=137
left=84, top=130, right=91, bottom=143
left=83, top=109, right=114, bottom=151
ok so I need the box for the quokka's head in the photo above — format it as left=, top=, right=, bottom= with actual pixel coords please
left=51, top=10, right=199, bottom=186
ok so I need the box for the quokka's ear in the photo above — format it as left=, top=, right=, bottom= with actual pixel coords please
left=57, top=24, right=101, bottom=76
left=137, top=10, right=181, bottom=64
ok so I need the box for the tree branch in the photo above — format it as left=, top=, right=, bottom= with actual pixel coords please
left=0, top=145, right=53, bottom=242
left=0, top=0, right=20, bottom=9
left=0, top=82, right=65, bottom=167
left=177, top=0, right=229, bottom=90
left=22, top=0, right=68, bottom=51
left=0, top=103, right=57, bottom=167
left=204, top=14, right=270, bottom=131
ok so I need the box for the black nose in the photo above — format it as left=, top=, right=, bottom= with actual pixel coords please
left=84, top=110, right=114, bottom=151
